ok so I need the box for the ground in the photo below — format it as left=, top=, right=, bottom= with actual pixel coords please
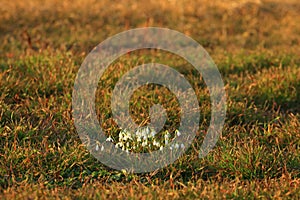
left=0, top=0, right=299, bottom=199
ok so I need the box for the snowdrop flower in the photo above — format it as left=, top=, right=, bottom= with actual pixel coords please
left=152, top=140, right=157, bottom=146
left=116, top=142, right=123, bottom=148
left=146, top=127, right=150, bottom=135
left=125, top=130, right=132, bottom=140
left=106, top=137, right=113, bottom=142
left=95, top=144, right=99, bottom=151
left=101, top=145, right=104, bottom=151
left=160, top=146, right=163, bottom=151
left=175, top=130, right=181, bottom=137
left=135, top=129, right=142, bottom=137
left=119, top=132, right=124, bottom=140
left=165, top=139, right=168, bottom=145
left=153, top=140, right=160, bottom=147
left=175, top=143, right=179, bottom=149
left=180, top=143, right=185, bottom=149
left=143, top=134, right=148, bottom=141
left=127, top=134, right=133, bottom=140
left=164, top=131, right=170, bottom=139
left=137, top=136, right=142, bottom=142
left=150, top=130, right=156, bottom=137
left=142, top=140, right=148, bottom=147
left=141, top=129, right=148, bottom=140
left=122, top=134, right=130, bottom=141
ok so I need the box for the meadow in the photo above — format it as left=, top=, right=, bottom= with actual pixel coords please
left=0, top=0, right=299, bottom=199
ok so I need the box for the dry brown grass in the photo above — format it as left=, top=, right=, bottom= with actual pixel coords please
left=0, top=0, right=299, bottom=199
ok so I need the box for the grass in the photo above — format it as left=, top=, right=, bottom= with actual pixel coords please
left=0, top=0, right=299, bottom=199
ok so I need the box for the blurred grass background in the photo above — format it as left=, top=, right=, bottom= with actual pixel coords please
left=0, top=0, right=299, bottom=199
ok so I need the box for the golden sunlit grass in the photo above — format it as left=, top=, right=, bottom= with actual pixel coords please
left=0, top=0, right=299, bottom=199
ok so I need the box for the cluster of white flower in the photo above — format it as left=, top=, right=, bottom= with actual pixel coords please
left=115, top=127, right=165, bottom=152
left=95, top=127, right=185, bottom=153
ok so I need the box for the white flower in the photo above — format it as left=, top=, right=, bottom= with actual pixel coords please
left=116, top=142, right=123, bottom=148
left=137, top=136, right=142, bottom=142
left=164, top=131, right=170, bottom=139
left=180, top=143, right=185, bottom=149
left=141, top=128, right=148, bottom=140
left=95, top=144, right=99, bottom=151
left=120, top=130, right=132, bottom=141
left=175, top=143, right=179, bottom=149
left=160, top=146, right=163, bottom=151
left=135, top=129, right=142, bottom=137
left=150, top=129, right=156, bottom=137
left=143, top=135, right=148, bottom=141
left=146, top=127, right=150, bottom=135
left=122, top=135, right=128, bottom=141
left=176, top=130, right=181, bottom=137
left=142, top=140, right=148, bottom=147
left=127, top=134, right=133, bottom=140
left=119, top=132, right=124, bottom=140
left=165, top=140, right=168, bottom=145
left=123, top=130, right=132, bottom=140
left=101, top=145, right=104, bottom=151
left=106, top=137, right=113, bottom=142
left=153, top=140, right=160, bottom=147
